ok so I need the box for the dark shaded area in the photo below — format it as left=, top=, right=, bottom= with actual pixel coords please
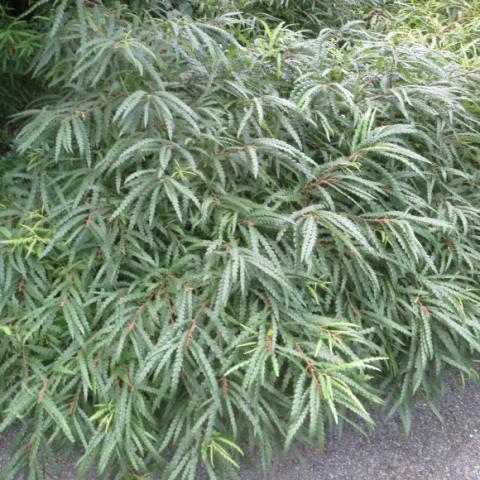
left=2, top=0, right=31, bottom=17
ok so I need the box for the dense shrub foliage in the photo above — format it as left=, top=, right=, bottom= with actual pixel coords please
left=0, top=1, right=479, bottom=478
left=375, top=0, right=480, bottom=69
left=0, top=4, right=42, bottom=128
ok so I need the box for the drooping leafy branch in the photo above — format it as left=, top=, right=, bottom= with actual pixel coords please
left=0, top=1, right=480, bottom=479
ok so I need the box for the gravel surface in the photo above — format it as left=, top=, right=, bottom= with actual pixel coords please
left=1, top=381, right=479, bottom=479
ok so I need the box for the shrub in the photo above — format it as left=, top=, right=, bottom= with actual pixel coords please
left=0, top=1, right=479, bottom=479
left=198, top=0, right=384, bottom=29
left=0, top=4, right=43, bottom=127
left=373, top=0, right=480, bottom=70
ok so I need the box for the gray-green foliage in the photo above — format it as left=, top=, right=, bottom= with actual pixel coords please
left=197, top=0, right=384, bottom=28
left=1, top=0, right=480, bottom=478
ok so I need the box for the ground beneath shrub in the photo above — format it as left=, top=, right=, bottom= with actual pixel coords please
left=241, top=380, right=480, bottom=480
left=1, top=381, right=479, bottom=479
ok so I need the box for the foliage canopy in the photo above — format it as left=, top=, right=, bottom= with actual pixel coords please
left=0, top=0, right=480, bottom=478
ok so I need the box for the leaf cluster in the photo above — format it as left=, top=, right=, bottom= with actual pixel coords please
left=0, top=1, right=480, bottom=479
